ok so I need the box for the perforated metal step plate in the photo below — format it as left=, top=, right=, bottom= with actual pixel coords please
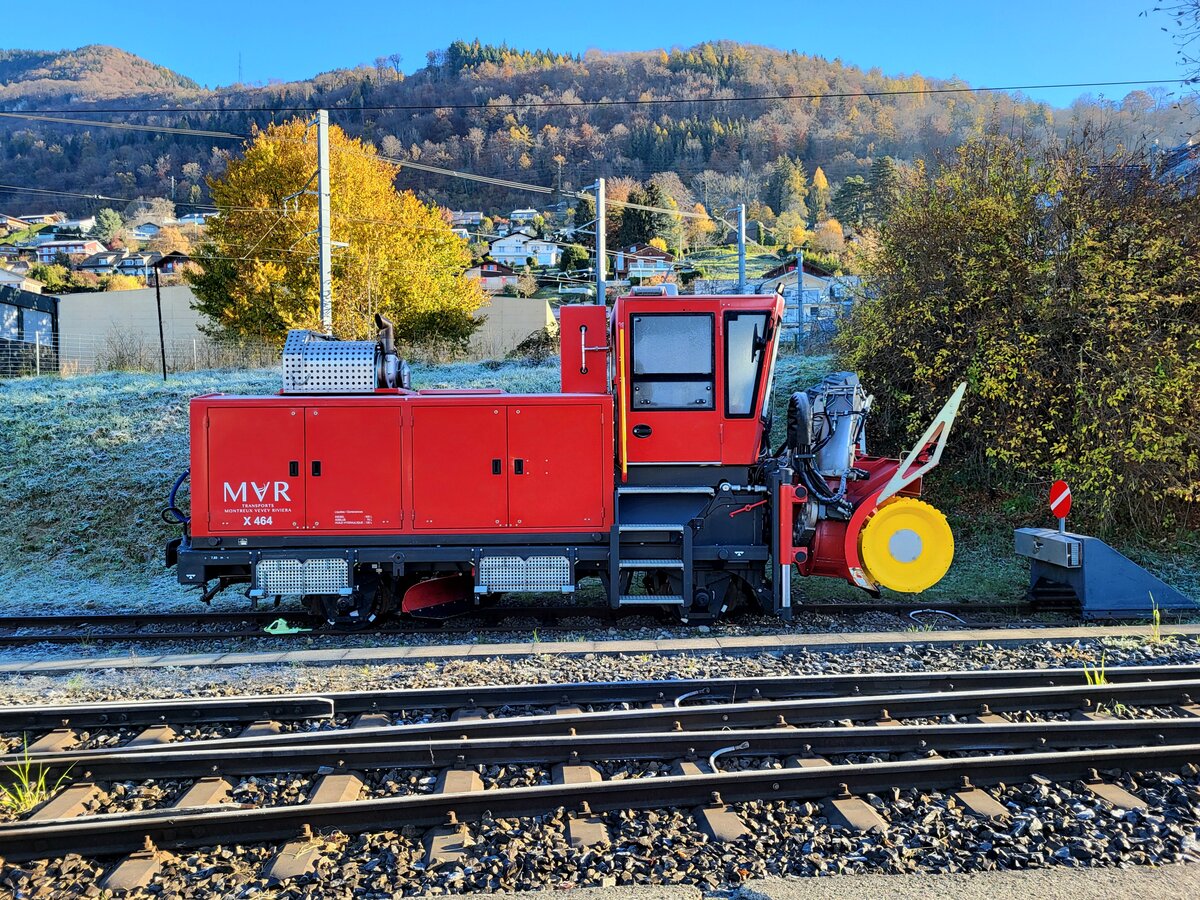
left=478, top=556, right=572, bottom=593
left=255, top=558, right=350, bottom=596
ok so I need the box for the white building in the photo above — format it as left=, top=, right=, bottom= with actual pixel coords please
left=35, top=239, right=106, bottom=264
left=487, top=231, right=559, bottom=268
left=510, top=208, right=538, bottom=222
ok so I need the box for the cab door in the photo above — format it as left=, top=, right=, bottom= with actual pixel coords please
left=622, top=309, right=722, bottom=464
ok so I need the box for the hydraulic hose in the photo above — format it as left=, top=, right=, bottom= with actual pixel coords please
left=161, top=469, right=190, bottom=524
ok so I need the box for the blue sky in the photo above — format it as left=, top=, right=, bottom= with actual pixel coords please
left=4, top=0, right=1189, bottom=108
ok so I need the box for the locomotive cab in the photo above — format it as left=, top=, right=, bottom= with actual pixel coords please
left=613, top=287, right=783, bottom=470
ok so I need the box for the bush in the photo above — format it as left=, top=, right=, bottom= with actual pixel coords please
left=507, top=327, right=559, bottom=363
left=836, top=135, right=1200, bottom=534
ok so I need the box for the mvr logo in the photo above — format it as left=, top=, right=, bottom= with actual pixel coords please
left=223, top=481, right=292, bottom=503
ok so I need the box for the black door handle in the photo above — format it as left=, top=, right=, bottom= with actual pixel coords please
left=632, top=424, right=652, bottom=438
left=311, top=460, right=322, bottom=477
left=513, top=458, right=525, bottom=475
left=492, top=458, right=503, bottom=475
left=289, top=461, right=299, bottom=477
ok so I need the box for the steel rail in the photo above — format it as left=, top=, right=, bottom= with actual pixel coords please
left=0, top=696, right=335, bottom=732
left=5, top=665, right=1198, bottom=734
left=0, top=601, right=1037, bottom=647
left=15, top=677, right=1199, bottom=760
left=4, top=742, right=1197, bottom=861
left=22, top=718, right=1200, bottom=783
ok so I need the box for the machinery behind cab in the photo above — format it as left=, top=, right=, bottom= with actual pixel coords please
left=167, top=288, right=966, bottom=624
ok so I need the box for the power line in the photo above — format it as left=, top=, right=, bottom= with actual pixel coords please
left=5, top=78, right=1191, bottom=115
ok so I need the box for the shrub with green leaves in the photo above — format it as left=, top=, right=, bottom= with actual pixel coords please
left=837, top=134, right=1200, bottom=534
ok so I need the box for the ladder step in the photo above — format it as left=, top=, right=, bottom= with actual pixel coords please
left=619, top=595, right=685, bottom=606
left=618, top=523, right=686, bottom=532
left=618, top=485, right=715, bottom=495
left=619, top=559, right=685, bottom=568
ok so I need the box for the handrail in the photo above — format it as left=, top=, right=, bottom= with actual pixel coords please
left=616, top=319, right=629, bottom=483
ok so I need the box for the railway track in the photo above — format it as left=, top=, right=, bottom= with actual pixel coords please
left=2, top=665, right=1199, bottom=889
left=0, top=601, right=1037, bottom=647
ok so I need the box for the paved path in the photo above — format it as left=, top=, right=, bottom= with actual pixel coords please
left=1, top=623, right=1197, bottom=673
left=513, top=864, right=1200, bottom=899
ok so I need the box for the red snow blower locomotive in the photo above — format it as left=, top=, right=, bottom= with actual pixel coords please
left=167, top=286, right=966, bottom=624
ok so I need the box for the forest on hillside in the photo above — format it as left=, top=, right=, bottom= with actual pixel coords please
left=0, top=40, right=1193, bottom=222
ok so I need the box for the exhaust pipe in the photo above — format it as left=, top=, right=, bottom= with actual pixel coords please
left=374, top=314, right=410, bottom=389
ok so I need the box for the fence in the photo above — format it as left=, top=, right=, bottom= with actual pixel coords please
left=0, top=330, right=278, bottom=378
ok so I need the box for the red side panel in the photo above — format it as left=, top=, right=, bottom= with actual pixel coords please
left=508, top=403, right=610, bottom=529
left=305, top=407, right=402, bottom=531
left=205, top=405, right=305, bottom=533
left=410, top=403, right=508, bottom=530
left=560, top=304, right=610, bottom=394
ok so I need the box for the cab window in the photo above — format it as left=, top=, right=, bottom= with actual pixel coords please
left=724, top=311, right=769, bottom=417
left=630, top=313, right=714, bottom=410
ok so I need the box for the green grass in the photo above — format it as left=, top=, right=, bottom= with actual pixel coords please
left=684, top=245, right=786, bottom=280
left=1, top=747, right=72, bottom=816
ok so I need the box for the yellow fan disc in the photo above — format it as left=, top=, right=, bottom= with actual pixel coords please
left=859, top=497, right=954, bottom=593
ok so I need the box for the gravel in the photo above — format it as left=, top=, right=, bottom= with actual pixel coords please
left=4, top=767, right=1195, bottom=897
left=2, top=637, right=1199, bottom=895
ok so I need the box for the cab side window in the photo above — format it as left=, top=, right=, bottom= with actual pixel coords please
left=724, top=311, right=769, bottom=417
left=630, top=313, right=714, bottom=409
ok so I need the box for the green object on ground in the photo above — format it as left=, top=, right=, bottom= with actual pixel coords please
left=263, top=618, right=311, bottom=635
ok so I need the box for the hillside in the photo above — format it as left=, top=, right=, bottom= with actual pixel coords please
left=0, top=45, right=200, bottom=102
left=0, top=40, right=1192, bottom=220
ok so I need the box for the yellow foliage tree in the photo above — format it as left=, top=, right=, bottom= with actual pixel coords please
left=648, top=237, right=669, bottom=252
left=187, top=118, right=486, bottom=346
left=811, top=166, right=831, bottom=222
left=812, top=218, right=845, bottom=253
left=147, top=226, right=191, bottom=256
left=105, top=273, right=143, bottom=291
left=685, top=203, right=717, bottom=247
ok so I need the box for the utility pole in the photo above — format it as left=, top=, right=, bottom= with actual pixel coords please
left=737, top=203, right=747, bottom=292
left=153, top=262, right=167, bottom=381
left=594, top=177, right=606, bottom=305
left=316, top=110, right=333, bottom=334
left=314, top=109, right=333, bottom=336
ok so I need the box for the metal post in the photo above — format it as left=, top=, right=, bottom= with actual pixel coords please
left=737, top=203, right=747, bottom=292
left=154, top=266, right=167, bottom=381
left=35, top=333, right=40, bottom=377
left=595, top=177, right=606, bottom=305
left=316, top=109, right=333, bottom=334
left=795, top=247, right=804, bottom=350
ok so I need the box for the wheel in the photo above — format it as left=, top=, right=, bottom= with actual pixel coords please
left=306, top=569, right=392, bottom=629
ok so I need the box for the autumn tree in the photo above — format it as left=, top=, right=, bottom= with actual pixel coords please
left=764, top=156, right=809, bottom=222
left=811, top=218, right=845, bottom=253
left=106, top=273, right=143, bottom=291
left=187, top=119, right=486, bottom=346
left=147, top=226, right=191, bottom=255
left=685, top=203, right=717, bottom=248
left=837, top=135, right=1200, bottom=532
left=811, top=167, right=831, bottom=222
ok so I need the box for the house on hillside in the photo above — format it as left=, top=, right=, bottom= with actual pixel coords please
left=450, top=210, right=483, bottom=226
left=54, top=216, right=96, bottom=235
left=177, top=212, right=218, bottom=227
left=0, top=267, right=45, bottom=294
left=465, top=260, right=520, bottom=293
left=488, top=230, right=559, bottom=267
left=78, top=250, right=126, bottom=276
left=614, top=243, right=674, bottom=280
left=130, top=222, right=162, bottom=241
left=510, top=208, right=538, bottom=222
left=154, top=251, right=192, bottom=276
left=1, top=214, right=28, bottom=234
left=18, top=213, right=65, bottom=226
left=35, top=239, right=106, bottom=265
left=451, top=227, right=471, bottom=241
left=115, top=251, right=163, bottom=279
